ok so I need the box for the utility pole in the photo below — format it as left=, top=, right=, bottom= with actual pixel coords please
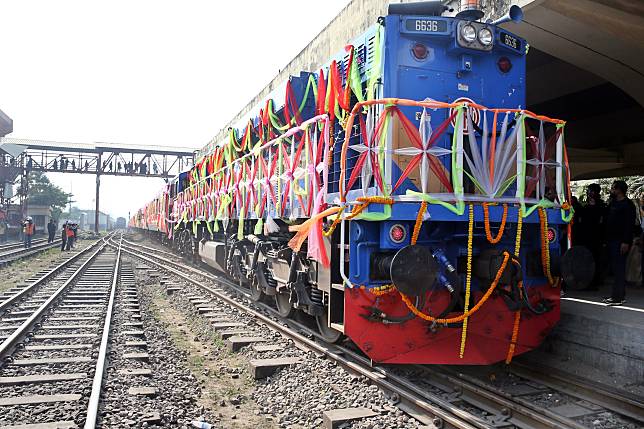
left=20, top=157, right=28, bottom=221
left=95, top=152, right=101, bottom=233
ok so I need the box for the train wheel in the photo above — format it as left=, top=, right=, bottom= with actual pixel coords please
left=315, top=312, right=343, bottom=343
left=275, top=288, right=294, bottom=318
left=249, top=277, right=264, bottom=302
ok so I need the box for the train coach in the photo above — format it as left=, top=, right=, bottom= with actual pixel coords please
left=132, top=0, right=592, bottom=365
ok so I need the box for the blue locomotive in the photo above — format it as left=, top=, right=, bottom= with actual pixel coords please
left=134, top=1, right=589, bottom=364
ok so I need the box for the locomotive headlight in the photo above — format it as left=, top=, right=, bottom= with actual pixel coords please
left=478, top=27, right=493, bottom=46
left=461, top=24, right=477, bottom=43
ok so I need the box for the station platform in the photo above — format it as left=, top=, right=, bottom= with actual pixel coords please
left=519, top=282, right=644, bottom=397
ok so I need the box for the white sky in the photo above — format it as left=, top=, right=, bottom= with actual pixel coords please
left=1, top=0, right=350, bottom=219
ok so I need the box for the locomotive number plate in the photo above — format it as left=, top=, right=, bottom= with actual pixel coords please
left=405, top=19, right=448, bottom=33
left=500, top=31, right=522, bottom=51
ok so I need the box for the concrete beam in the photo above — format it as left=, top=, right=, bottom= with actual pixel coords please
left=504, top=0, right=644, bottom=106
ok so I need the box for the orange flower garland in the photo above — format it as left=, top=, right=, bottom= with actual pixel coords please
left=483, top=203, right=508, bottom=244
left=322, top=206, right=345, bottom=237
left=459, top=204, right=475, bottom=358
left=399, top=251, right=511, bottom=325
left=411, top=201, right=428, bottom=245
left=514, top=207, right=523, bottom=257
left=537, top=208, right=556, bottom=285
left=505, top=295, right=522, bottom=364
left=365, top=284, right=396, bottom=296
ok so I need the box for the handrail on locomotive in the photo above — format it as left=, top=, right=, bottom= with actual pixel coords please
left=159, top=100, right=570, bottom=229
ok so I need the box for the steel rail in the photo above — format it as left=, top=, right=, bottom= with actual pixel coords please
left=118, top=238, right=644, bottom=429
left=120, top=237, right=176, bottom=258
left=84, top=235, right=122, bottom=429
left=115, top=242, right=484, bottom=429
left=0, top=239, right=109, bottom=361
left=509, top=361, right=644, bottom=423
left=0, top=239, right=63, bottom=264
left=0, top=237, right=48, bottom=251
left=413, top=364, right=585, bottom=429
left=0, top=237, right=105, bottom=313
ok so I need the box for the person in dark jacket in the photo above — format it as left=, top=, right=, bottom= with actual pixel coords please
left=580, top=183, right=607, bottom=290
left=61, top=222, right=68, bottom=251
left=47, top=219, right=56, bottom=243
left=603, top=180, right=636, bottom=306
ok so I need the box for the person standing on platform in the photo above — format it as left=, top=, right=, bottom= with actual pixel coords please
left=61, top=222, right=68, bottom=251
left=640, top=197, right=644, bottom=287
left=23, top=217, right=34, bottom=248
left=603, top=180, right=636, bottom=306
left=580, top=183, right=606, bottom=290
left=47, top=218, right=56, bottom=243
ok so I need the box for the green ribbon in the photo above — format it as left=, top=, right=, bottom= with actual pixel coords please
left=254, top=218, right=263, bottom=235
left=216, top=194, right=232, bottom=221
left=353, top=203, right=392, bottom=221
left=367, top=24, right=383, bottom=101
left=348, top=47, right=365, bottom=104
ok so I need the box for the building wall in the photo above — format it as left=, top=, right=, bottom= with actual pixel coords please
left=208, top=0, right=392, bottom=147
left=206, top=0, right=537, bottom=149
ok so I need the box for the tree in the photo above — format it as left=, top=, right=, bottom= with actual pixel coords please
left=20, top=172, right=69, bottom=221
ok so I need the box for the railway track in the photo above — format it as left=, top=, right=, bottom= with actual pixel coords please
left=0, top=235, right=120, bottom=428
left=0, top=239, right=63, bottom=267
left=0, top=238, right=48, bottom=251
left=117, top=235, right=644, bottom=429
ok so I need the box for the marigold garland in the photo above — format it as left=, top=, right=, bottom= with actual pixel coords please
left=505, top=292, right=522, bottom=364
left=514, top=207, right=523, bottom=257
left=459, top=204, right=475, bottom=359
left=538, top=207, right=556, bottom=285
left=399, top=251, right=510, bottom=324
left=364, top=283, right=396, bottom=296
left=505, top=208, right=525, bottom=364
left=323, top=196, right=394, bottom=236
left=322, top=206, right=345, bottom=237
left=345, top=196, right=395, bottom=220
left=483, top=203, right=508, bottom=244
left=411, top=201, right=428, bottom=245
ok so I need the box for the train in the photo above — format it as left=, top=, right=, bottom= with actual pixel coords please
left=131, top=1, right=591, bottom=365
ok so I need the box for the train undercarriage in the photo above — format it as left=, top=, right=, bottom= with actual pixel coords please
left=156, top=219, right=345, bottom=343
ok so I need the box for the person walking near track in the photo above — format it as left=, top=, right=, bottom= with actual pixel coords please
left=47, top=218, right=56, bottom=243
left=23, top=217, right=34, bottom=249
left=65, top=223, right=75, bottom=251
left=61, top=222, right=68, bottom=251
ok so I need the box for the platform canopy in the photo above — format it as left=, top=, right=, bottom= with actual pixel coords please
left=0, top=109, right=12, bottom=138
left=505, top=0, right=644, bottom=180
